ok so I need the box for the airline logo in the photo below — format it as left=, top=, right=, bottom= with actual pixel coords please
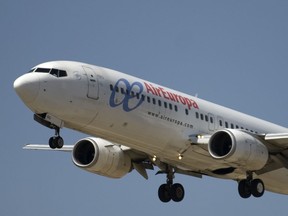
left=144, top=82, right=198, bottom=110
left=109, top=78, right=199, bottom=112
left=109, top=78, right=144, bottom=112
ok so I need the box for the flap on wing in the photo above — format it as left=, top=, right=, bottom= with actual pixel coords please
left=264, top=133, right=288, bottom=148
left=23, top=144, right=74, bottom=152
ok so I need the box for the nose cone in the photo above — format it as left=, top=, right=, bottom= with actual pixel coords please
left=14, top=73, right=40, bottom=104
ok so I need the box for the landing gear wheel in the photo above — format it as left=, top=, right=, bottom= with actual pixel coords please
left=238, top=177, right=265, bottom=199
left=251, top=179, right=265, bottom=198
left=157, top=166, right=185, bottom=203
left=158, top=184, right=171, bottom=203
left=49, top=136, right=64, bottom=149
left=171, top=183, right=185, bottom=202
left=54, top=136, right=64, bottom=148
left=49, top=136, right=57, bottom=149
left=238, top=180, right=251, bottom=199
left=48, top=126, right=64, bottom=149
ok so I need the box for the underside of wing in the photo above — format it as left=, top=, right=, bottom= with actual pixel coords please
left=264, top=133, right=288, bottom=149
left=23, top=144, right=74, bottom=152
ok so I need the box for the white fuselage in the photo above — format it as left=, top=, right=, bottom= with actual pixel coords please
left=14, top=61, right=288, bottom=195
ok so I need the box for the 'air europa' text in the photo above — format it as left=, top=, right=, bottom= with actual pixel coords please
left=144, top=82, right=199, bottom=110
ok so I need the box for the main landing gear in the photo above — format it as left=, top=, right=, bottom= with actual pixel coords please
left=238, top=172, right=265, bottom=198
left=48, top=126, right=64, bottom=149
left=158, top=167, right=185, bottom=203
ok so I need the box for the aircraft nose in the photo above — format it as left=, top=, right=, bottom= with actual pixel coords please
left=14, top=73, right=40, bottom=104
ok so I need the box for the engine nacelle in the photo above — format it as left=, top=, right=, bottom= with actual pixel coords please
left=72, top=137, right=132, bottom=178
left=208, top=129, right=269, bottom=170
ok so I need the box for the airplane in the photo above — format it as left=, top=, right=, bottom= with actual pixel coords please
left=14, top=60, right=288, bottom=202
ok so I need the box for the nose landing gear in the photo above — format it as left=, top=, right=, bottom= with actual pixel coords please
left=33, top=114, right=64, bottom=149
left=48, top=126, right=64, bottom=149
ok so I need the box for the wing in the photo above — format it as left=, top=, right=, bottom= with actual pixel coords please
left=264, top=133, right=288, bottom=149
left=256, top=133, right=288, bottom=173
left=23, top=143, right=154, bottom=179
left=23, top=144, right=74, bottom=152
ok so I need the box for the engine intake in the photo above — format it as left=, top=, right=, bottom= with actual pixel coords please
left=208, top=129, right=269, bottom=170
left=72, top=137, right=132, bottom=178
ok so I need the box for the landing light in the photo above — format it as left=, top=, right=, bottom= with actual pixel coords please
left=197, top=135, right=204, bottom=139
left=178, top=154, right=183, bottom=160
left=152, top=155, right=157, bottom=162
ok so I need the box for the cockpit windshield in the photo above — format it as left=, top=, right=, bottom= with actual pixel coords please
left=30, top=67, right=67, bottom=77
left=35, top=68, right=51, bottom=73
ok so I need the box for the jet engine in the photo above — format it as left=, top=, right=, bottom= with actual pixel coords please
left=72, top=137, right=132, bottom=178
left=208, top=129, right=269, bottom=170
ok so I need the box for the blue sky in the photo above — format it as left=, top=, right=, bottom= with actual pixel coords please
left=1, top=0, right=288, bottom=215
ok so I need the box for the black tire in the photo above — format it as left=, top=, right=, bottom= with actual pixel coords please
left=251, top=179, right=265, bottom=198
left=171, top=183, right=185, bottom=202
left=158, top=184, right=171, bottom=203
left=238, top=180, right=251, bottom=199
left=49, top=136, right=57, bottom=149
left=55, top=136, right=64, bottom=149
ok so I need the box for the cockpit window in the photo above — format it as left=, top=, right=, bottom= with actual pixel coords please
left=50, top=69, right=58, bottom=76
left=35, top=68, right=51, bottom=73
left=34, top=67, right=67, bottom=77
left=50, top=68, right=67, bottom=77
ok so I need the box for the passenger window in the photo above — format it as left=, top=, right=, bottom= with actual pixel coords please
left=147, top=97, right=151, bottom=103
left=185, top=109, right=189, bottom=115
left=225, top=122, right=229, bottom=128
left=110, top=84, right=113, bottom=91
left=219, top=120, right=223, bottom=126
left=152, top=98, right=156, bottom=105
left=158, top=100, right=162, bottom=106
left=196, top=112, right=199, bottom=119
left=164, top=102, right=167, bottom=108
left=200, top=114, right=204, bottom=120
left=231, top=124, right=234, bottom=129
left=210, top=117, right=213, bottom=123
left=174, top=105, right=178, bottom=112
left=205, top=115, right=208, bottom=122
left=169, top=103, right=173, bottom=110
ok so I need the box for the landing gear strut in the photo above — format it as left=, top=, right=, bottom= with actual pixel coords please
left=33, top=114, right=64, bottom=149
left=238, top=172, right=265, bottom=198
left=48, top=126, right=64, bottom=149
left=158, top=167, right=185, bottom=203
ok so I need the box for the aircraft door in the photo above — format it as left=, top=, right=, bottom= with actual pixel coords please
left=83, top=66, right=99, bottom=100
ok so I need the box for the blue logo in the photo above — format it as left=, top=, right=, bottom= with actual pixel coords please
left=109, top=78, right=144, bottom=112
